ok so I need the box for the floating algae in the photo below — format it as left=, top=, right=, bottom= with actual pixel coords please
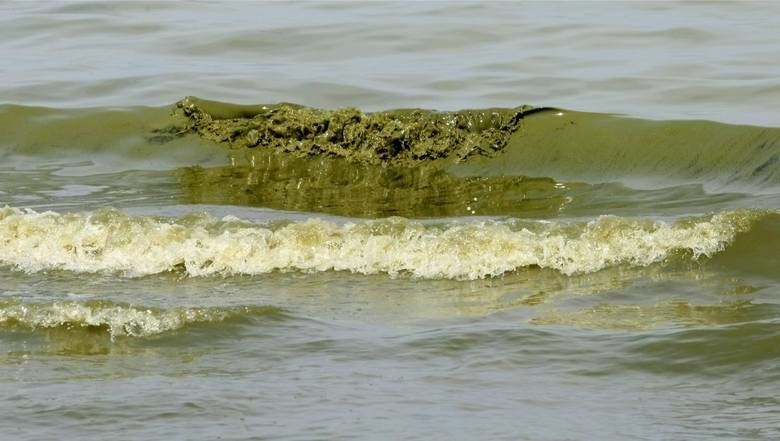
left=176, top=97, right=535, bottom=165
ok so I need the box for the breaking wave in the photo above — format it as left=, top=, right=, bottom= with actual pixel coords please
left=0, top=206, right=767, bottom=280
left=0, top=299, right=279, bottom=338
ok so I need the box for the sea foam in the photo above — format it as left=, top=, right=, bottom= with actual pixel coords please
left=0, top=206, right=763, bottom=280
left=0, top=300, right=274, bottom=338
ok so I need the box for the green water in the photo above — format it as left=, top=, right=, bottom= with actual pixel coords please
left=2, top=2, right=780, bottom=440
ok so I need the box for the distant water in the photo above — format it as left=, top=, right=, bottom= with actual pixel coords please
left=1, top=2, right=779, bottom=441
left=3, top=1, right=780, bottom=125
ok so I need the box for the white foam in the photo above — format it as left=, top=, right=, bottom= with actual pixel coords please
left=0, top=206, right=762, bottom=280
left=0, top=300, right=242, bottom=338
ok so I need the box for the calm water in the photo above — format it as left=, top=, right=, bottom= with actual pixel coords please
left=1, top=2, right=779, bottom=440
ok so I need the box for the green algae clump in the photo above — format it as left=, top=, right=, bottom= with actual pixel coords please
left=177, top=97, right=533, bottom=166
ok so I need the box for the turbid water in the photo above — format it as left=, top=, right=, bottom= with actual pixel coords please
left=1, top=2, right=779, bottom=440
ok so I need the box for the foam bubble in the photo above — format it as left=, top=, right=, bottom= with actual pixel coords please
left=0, top=299, right=271, bottom=338
left=0, top=206, right=765, bottom=280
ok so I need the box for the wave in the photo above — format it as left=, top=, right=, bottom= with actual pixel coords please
left=0, top=103, right=226, bottom=174
left=530, top=300, right=770, bottom=331
left=175, top=97, right=780, bottom=190
left=178, top=152, right=780, bottom=219
left=1, top=98, right=778, bottom=190
left=477, top=108, right=780, bottom=189
left=0, top=206, right=768, bottom=280
left=0, top=299, right=279, bottom=338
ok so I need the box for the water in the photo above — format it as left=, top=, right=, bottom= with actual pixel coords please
left=1, top=2, right=779, bottom=440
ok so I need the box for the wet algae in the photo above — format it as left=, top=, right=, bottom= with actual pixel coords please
left=174, top=97, right=780, bottom=219
left=177, top=97, right=534, bottom=165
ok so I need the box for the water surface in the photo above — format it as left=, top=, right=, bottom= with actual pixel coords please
left=1, top=2, right=779, bottom=440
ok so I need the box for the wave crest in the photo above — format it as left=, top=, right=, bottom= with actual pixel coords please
left=0, top=300, right=275, bottom=338
left=0, top=206, right=766, bottom=279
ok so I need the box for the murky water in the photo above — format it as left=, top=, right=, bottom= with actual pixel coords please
left=1, top=2, right=779, bottom=440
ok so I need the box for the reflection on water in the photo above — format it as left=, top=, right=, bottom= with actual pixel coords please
left=179, top=152, right=573, bottom=218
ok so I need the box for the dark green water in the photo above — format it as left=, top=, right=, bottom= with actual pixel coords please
left=1, top=2, right=779, bottom=440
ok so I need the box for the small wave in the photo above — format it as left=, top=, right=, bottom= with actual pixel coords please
left=0, top=206, right=767, bottom=280
left=0, top=299, right=277, bottom=338
left=531, top=300, right=763, bottom=330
